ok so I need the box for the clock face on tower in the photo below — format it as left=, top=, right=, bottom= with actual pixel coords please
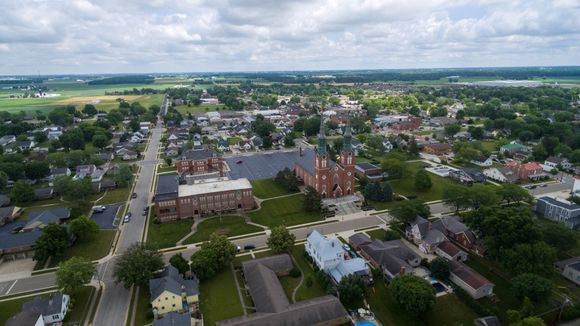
left=347, top=172, right=352, bottom=176
left=322, top=175, right=327, bottom=180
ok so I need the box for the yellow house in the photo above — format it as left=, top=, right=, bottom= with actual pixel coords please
left=149, top=266, right=200, bottom=316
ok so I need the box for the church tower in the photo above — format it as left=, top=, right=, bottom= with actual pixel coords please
left=340, top=119, right=355, bottom=195
left=315, top=118, right=330, bottom=198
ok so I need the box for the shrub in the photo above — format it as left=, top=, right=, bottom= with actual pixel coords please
left=453, top=286, right=492, bottom=317
left=305, top=275, right=313, bottom=288
left=289, top=267, right=301, bottom=278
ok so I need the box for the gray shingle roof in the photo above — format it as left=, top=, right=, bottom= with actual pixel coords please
left=295, top=148, right=335, bottom=176
left=179, top=149, right=217, bottom=161
left=359, top=239, right=419, bottom=276
left=152, top=312, right=191, bottom=326
left=25, top=207, right=70, bottom=230
left=22, top=292, right=66, bottom=316
left=149, top=265, right=199, bottom=300
left=5, top=310, right=42, bottom=326
left=538, top=196, right=580, bottom=211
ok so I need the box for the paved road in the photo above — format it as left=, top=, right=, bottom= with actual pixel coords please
left=93, top=123, right=164, bottom=326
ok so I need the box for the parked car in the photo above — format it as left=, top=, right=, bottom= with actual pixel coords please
left=93, top=205, right=106, bottom=213
left=131, top=193, right=137, bottom=199
left=123, top=214, right=130, bottom=223
left=244, top=244, right=255, bottom=251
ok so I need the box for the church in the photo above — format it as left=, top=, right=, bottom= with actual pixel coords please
left=295, top=119, right=356, bottom=198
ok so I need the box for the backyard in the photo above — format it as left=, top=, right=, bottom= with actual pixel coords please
left=200, top=268, right=244, bottom=326
left=183, top=215, right=263, bottom=244
left=249, top=194, right=321, bottom=228
left=146, top=216, right=194, bottom=249
left=250, top=178, right=298, bottom=199
left=133, top=286, right=154, bottom=326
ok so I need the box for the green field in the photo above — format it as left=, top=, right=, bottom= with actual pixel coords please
left=183, top=215, right=263, bottom=244
left=291, top=245, right=327, bottom=301
left=249, top=194, right=322, bottom=228
left=175, top=103, right=226, bottom=115
left=250, top=178, right=297, bottom=199
left=200, top=267, right=244, bottom=326
left=49, top=230, right=116, bottom=267
left=389, top=162, right=459, bottom=202
left=146, top=215, right=194, bottom=249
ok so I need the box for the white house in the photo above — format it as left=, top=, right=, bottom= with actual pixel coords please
left=483, top=167, right=518, bottom=183
left=22, top=292, right=70, bottom=325
left=306, top=230, right=370, bottom=283
left=544, top=156, right=573, bottom=170
left=469, top=156, right=493, bottom=167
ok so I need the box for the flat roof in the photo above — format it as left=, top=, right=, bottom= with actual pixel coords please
left=179, top=178, right=252, bottom=197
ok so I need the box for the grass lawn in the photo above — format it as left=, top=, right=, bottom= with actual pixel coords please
left=200, top=268, right=244, bottom=326
left=0, top=286, right=94, bottom=325
left=367, top=199, right=397, bottom=210
left=133, top=286, right=154, bottom=326
left=183, top=216, right=263, bottom=244
left=366, top=281, right=423, bottom=326
left=480, top=140, right=502, bottom=152
left=366, top=229, right=387, bottom=240
left=228, top=137, right=241, bottom=145
left=290, top=245, right=326, bottom=301
left=250, top=179, right=297, bottom=199
left=50, top=230, right=116, bottom=267
left=175, top=104, right=226, bottom=115
left=157, top=165, right=177, bottom=173
left=390, top=162, right=456, bottom=202
left=96, top=187, right=130, bottom=205
left=424, top=294, right=479, bottom=325
left=147, top=216, right=194, bottom=249
left=249, top=194, right=321, bottom=228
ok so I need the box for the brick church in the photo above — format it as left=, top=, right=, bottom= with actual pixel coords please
left=295, top=119, right=356, bottom=198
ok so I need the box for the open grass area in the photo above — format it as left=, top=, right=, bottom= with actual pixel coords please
left=133, top=286, right=154, bottom=326
left=0, top=286, right=94, bottom=326
left=175, top=104, right=226, bottom=115
left=250, top=178, right=297, bottom=199
left=249, top=194, right=322, bottom=228
left=183, top=215, right=263, bottom=244
left=96, top=187, right=130, bottom=205
left=49, top=230, right=116, bottom=267
left=424, top=294, right=479, bottom=325
left=157, top=165, right=177, bottom=173
left=200, top=268, right=244, bottom=326
left=290, top=245, right=327, bottom=301
left=390, top=162, right=457, bottom=202
left=147, top=216, right=194, bottom=249
left=366, top=228, right=387, bottom=240
left=367, top=280, right=425, bottom=326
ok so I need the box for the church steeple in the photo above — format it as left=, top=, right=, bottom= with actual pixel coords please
left=343, top=118, right=352, bottom=151
left=317, top=117, right=327, bottom=155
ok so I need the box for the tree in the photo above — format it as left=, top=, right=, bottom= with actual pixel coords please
left=381, top=158, right=406, bottom=179
left=83, top=104, right=97, bottom=116
left=389, top=275, right=436, bottom=315
left=503, top=242, right=556, bottom=277
left=304, top=186, right=321, bottom=212
left=443, top=185, right=469, bottom=211
left=25, top=161, right=50, bottom=180
left=444, top=124, right=461, bottom=136
left=33, top=223, right=69, bottom=263
left=498, top=184, right=534, bottom=205
left=114, top=164, right=133, bottom=188
left=391, top=199, right=430, bottom=224
left=56, top=257, right=96, bottom=293
left=337, top=276, right=367, bottom=309
left=169, top=253, right=190, bottom=275
left=512, top=273, right=552, bottom=302
left=414, top=169, right=432, bottom=191
left=10, top=180, right=35, bottom=204
left=190, top=233, right=236, bottom=280
left=92, top=134, right=109, bottom=149
left=382, top=182, right=393, bottom=202
left=267, top=225, right=296, bottom=254
left=113, top=243, right=164, bottom=289
left=34, top=131, right=47, bottom=143
left=430, top=257, right=450, bottom=280
left=408, top=137, right=419, bottom=156
left=69, top=215, right=99, bottom=240
left=541, top=222, right=577, bottom=252
left=0, top=170, right=8, bottom=192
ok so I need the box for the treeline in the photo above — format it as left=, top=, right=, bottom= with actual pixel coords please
left=105, top=87, right=162, bottom=95
left=88, top=75, right=154, bottom=85
left=0, top=78, right=45, bottom=85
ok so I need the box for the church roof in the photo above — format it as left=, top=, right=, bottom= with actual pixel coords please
left=295, top=148, right=335, bottom=176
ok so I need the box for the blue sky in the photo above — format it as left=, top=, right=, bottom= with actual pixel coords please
left=0, top=0, right=579, bottom=74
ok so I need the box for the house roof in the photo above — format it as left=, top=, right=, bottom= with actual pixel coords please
left=33, top=187, right=53, bottom=198
left=5, top=310, right=42, bottom=326
left=244, top=262, right=290, bottom=313
left=24, top=207, right=70, bottom=230
left=0, top=206, right=20, bottom=220
left=348, top=233, right=372, bottom=248
left=0, top=194, right=10, bottom=207
left=152, top=312, right=191, bottom=326
left=179, top=149, right=218, bottom=161
left=359, top=239, right=419, bottom=276
left=307, top=230, right=343, bottom=263
left=0, top=229, right=42, bottom=250
left=538, top=196, right=580, bottom=211
left=295, top=148, right=336, bottom=176
left=436, top=241, right=463, bottom=257
left=155, top=173, right=179, bottom=200
left=449, top=261, right=493, bottom=290
left=149, top=265, right=199, bottom=300
left=22, top=292, right=67, bottom=316
left=433, top=216, right=468, bottom=234
left=410, top=216, right=430, bottom=238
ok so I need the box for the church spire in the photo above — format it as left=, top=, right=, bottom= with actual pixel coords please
left=343, top=118, right=352, bottom=151
left=317, top=117, right=327, bottom=154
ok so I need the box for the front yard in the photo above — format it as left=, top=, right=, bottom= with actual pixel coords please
left=95, top=187, right=131, bottom=205
left=250, top=178, right=297, bottom=199
left=49, top=230, right=116, bottom=267
left=200, top=267, right=244, bottom=326
left=183, top=215, right=263, bottom=244
left=146, top=216, right=194, bottom=249
left=249, top=194, right=322, bottom=228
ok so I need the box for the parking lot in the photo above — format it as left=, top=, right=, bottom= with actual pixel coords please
left=90, top=203, right=122, bottom=229
left=224, top=150, right=302, bottom=180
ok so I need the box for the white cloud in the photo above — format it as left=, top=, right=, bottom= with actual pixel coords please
left=0, top=0, right=578, bottom=74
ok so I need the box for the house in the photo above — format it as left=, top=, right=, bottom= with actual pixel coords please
left=238, top=140, right=253, bottom=151
left=23, top=207, right=71, bottom=231
left=153, top=312, right=192, bottom=326
left=22, top=292, right=70, bottom=325
left=251, top=136, right=263, bottom=149
left=0, top=206, right=22, bottom=225
left=555, top=257, right=580, bottom=285
left=0, top=135, right=16, bottom=146
left=149, top=265, right=200, bottom=316
left=50, top=167, right=71, bottom=180
left=217, top=139, right=230, bottom=151
left=470, top=156, right=493, bottom=167
left=34, top=188, right=54, bottom=200
left=534, top=196, right=580, bottom=229
left=13, top=140, right=36, bottom=151
left=73, top=165, right=105, bottom=183
left=0, top=194, right=10, bottom=207
left=100, top=179, right=117, bottom=191
left=122, top=150, right=138, bottom=161
left=474, top=316, right=502, bottom=326
left=95, top=152, right=114, bottom=162
left=500, top=142, right=528, bottom=154
left=423, top=143, right=452, bottom=155
left=5, top=311, right=43, bottom=326
left=354, top=162, right=385, bottom=182
left=483, top=167, right=519, bottom=183
left=305, top=230, right=370, bottom=283
left=435, top=241, right=468, bottom=262
left=544, top=156, right=573, bottom=170
left=216, top=254, right=348, bottom=326
left=165, top=148, right=179, bottom=157
left=432, top=216, right=486, bottom=256
left=449, top=261, right=494, bottom=299
left=405, top=216, right=447, bottom=254
left=506, top=161, right=545, bottom=181
left=350, top=233, right=421, bottom=280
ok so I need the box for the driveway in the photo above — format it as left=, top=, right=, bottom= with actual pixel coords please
left=90, top=203, right=122, bottom=229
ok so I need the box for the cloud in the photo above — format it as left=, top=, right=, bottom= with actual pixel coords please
left=0, top=0, right=578, bottom=74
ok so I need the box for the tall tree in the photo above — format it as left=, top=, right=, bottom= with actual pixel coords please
left=114, top=165, right=133, bottom=188
left=33, top=223, right=70, bottom=263
left=503, top=242, right=556, bottom=277
left=113, top=243, right=164, bottom=289
left=498, top=184, right=534, bottom=205
left=69, top=215, right=99, bottom=240
left=190, top=233, right=236, bottom=280
left=10, top=180, right=35, bottom=204
left=430, top=257, right=450, bottom=280
left=381, top=158, right=406, bottom=179
left=56, top=257, right=96, bottom=294
left=267, top=225, right=296, bottom=254
left=337, top=276, right=367, bottom=309
left=414, top=169, right=432, bottom=191
left=169, top=253, right=190, bottom=275
left=391, top=199, right=430, bottom=224
left=512, top=273, right=552, bottom=302
left=540, top=222, right=577, bottom=252
left=389, top=275, right=436, bottom=315
left=0, top=170, right=8, bottom=192
left=303, top=186, right=321, bottom=212
left=25, top=161, right=50, bottom=180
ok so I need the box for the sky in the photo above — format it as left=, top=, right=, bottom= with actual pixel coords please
left=1, top=0, right=579, bottom=75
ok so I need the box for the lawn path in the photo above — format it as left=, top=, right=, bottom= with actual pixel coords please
left=230, top=263, right=247, bottom=315
left=290, top=255, right=304, bottom=303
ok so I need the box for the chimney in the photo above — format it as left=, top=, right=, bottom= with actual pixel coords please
left=400, top=266, right=406, bottom=275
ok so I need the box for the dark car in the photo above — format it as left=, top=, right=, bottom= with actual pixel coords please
left=236, top=160, right=243, bottom=164
left=131, top=193, right=137, bottom=199
left=243, top=244, right=255, bottom=250
left=10, top=226, right=23, bottom=234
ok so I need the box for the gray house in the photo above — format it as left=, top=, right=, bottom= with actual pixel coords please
left=22, top=292, right=70, bottom=325
left=556, top=257, right=580, bottom=285
left=449, top=261, right=494, bottom=299
left=534, top=196, right=580, bottom=229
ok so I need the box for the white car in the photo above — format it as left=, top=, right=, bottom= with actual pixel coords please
left=123, top=214, right=131, bottom=223
left=93, top=206, right=106, bottom=213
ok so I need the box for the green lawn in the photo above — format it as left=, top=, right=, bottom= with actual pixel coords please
left=50, top=230, right=116, bottom=267
left=389, top=163, right=457, bottom=202
left=228, top=137, right=241, bottom=145
left=157, top=165, right=177, bottom=173
left=290, top=245, right=327, bottom=301
left=367, top=281, right=425, bottom=326
left=250, top=179, right=297, bottom=199
left=366, top=229, right=387, bottom=240
left=175, top=104, right=226, bottom=115
left=0, top=286, right=94, bottom=325
left=424, top=294, right=479, bottom=325
left=249, top=194, right=322, bottom=228
left=147, top=217, right=194, bottom=249
left=183, top=216, right=263, bottom=244
left=200, top=268, right=244, bottom=326
left=96, top=187, right=130, bottom=205
left=133, top=286, right=154, bottom=326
